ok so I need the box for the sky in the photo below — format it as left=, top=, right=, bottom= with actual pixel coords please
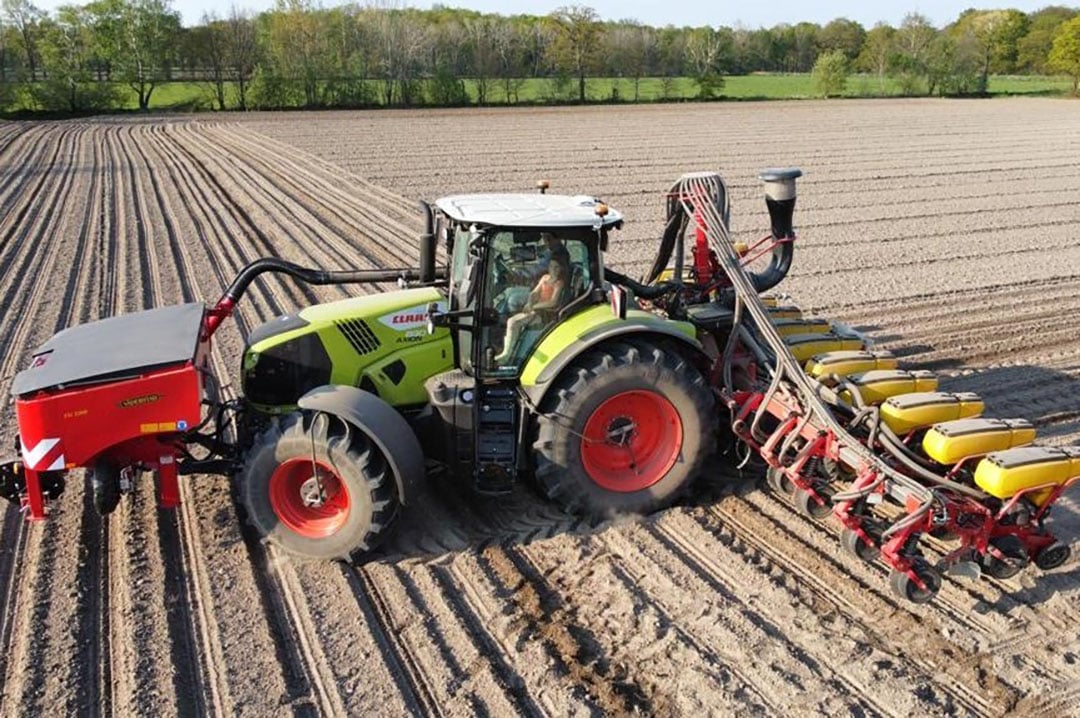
left=30, top=0, right=1069, bottom=27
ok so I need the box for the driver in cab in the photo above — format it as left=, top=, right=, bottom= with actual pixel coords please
left=494, top=256, right=568, bottom=365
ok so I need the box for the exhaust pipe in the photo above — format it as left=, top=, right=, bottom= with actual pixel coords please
left=418, top=200, right=436, bottom=284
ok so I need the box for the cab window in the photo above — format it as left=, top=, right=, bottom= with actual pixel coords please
left=481, top=230, right=592, bottom=374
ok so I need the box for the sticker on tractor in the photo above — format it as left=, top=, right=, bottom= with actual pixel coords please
left=20, top=437, right=65, bottom=471
left=378, top=303, right=445, bottom=331
left=118, top=393, right=164, bottom=409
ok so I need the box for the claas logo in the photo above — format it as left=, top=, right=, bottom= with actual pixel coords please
left=118, top=394, right=164, bottom=409
left=379, top=303, right=444, bottom=330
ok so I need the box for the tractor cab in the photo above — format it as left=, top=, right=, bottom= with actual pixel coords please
left=431, top=191, right=622, bottom=378
left=423, top=191, right=623, bottom=494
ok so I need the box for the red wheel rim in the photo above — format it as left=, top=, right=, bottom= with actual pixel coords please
left=268, top=458, right=350, bottom=538
left=580, top=390, right=684, bottom=492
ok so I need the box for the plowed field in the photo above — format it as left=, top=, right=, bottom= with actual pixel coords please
left=0, top=98, right=1077, bottom=716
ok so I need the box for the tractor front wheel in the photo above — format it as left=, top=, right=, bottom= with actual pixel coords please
left=533, top=340, right=715, bottom=517
left=238, top=411, right=400, bottom=562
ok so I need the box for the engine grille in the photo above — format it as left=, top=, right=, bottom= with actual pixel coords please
left=336, top=319, right=380, bottom=355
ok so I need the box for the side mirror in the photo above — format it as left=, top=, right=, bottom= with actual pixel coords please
left=427, top=301, right=470, bottom=335
left=426, top=302, right=446, bottom=335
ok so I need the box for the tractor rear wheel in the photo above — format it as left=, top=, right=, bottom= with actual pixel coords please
left=238, top=411, right=399, bottom=562
left=532, top=340, right=715, bottom=517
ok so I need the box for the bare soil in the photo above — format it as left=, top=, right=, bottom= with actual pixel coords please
left=0, top=98, right=1077, bottom=716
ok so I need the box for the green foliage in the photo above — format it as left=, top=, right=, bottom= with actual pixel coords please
left=248, top=64, right=300, bottom=109
left=951, top=9, right=1029, bottom=75
left=429, top=65, right=467, bottom=106
left=548, top=5, right=600, bottom=103
left=694, top=72, right=723, bottom=99
left=889, top=13, right=936, bottom=95
left=1049, top=16, right=1080, bottom=94
left=812, top=50, right=849, bottom=97
left=926, top=31, right=985, bottom=96
left=819, top=18, right=866, bottom=61
left=857, top=23, right=896, bottom=94
left=1016, top=6, right=1077, bottom=73
left=2, top=2, right=1080, bottom=115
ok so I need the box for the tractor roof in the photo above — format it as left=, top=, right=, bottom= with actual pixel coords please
left=434, top=193, right=622, bottom=229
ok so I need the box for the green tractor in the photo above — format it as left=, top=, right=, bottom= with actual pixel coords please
left=8, top=170, right=801, bottom=563
left=236, top=172, right=798, bottom=560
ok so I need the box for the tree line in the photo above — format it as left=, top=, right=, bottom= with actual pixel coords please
left=1, top=0, right=1079, bottom=113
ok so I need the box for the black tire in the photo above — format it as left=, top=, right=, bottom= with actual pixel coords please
left=793, top=487, right=831, bottom=520
left=766, top=466, right=796, bottom=497
left=238, top=411, right=400, bottom=562
left=982, top=535, right=1029, bottom=580
left=888, top=561, right=942, bottom=604
left=533, top=340, right=715, bottom=517
left=90, top=461, right=121, bottom=516
left=1034, top=541, right=1070, bottom=571
left=840, top=526, right=880, bottom=562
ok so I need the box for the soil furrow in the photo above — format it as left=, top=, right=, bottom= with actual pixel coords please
left=130, top=122, right=238, bottom=716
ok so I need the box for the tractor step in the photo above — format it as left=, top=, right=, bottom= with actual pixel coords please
left=474, top=384, right=518, bottom=495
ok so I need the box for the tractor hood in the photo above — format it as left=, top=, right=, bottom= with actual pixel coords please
left=243, top=287, right=452, bottom=410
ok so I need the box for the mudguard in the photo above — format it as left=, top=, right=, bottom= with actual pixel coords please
left=519, top=304, right=704, bottom=407
left=297, top=385, right=424, bottom=505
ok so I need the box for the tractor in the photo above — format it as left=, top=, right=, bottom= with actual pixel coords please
left=5, top=170, right=1077, bottom=603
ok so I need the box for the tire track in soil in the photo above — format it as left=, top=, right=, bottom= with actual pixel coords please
left=124, top=122, right=234, bottom=717
left=598, top=528, right=882, bottom=716
left=66, top=125, right=121, bottom=718
left=477, top=543, right=658, bottom=716
left=429, top=560, right=555, bottom=716
left=0, top=125, right=54, bottom=214
left=644, top=508, right=985, bottom=716
left=335, top=566, right=441, bottom=716
left=193, top=125, right=420, bottom=271
left=657, top=507, right=1000, bottom=716
left=342, top=559, right=535, bottom=717
left=135, top=121, right=305, bottom=716
left=0, top=125, right=71, bottom=708
left=578, top=552, right=780, bottom=715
